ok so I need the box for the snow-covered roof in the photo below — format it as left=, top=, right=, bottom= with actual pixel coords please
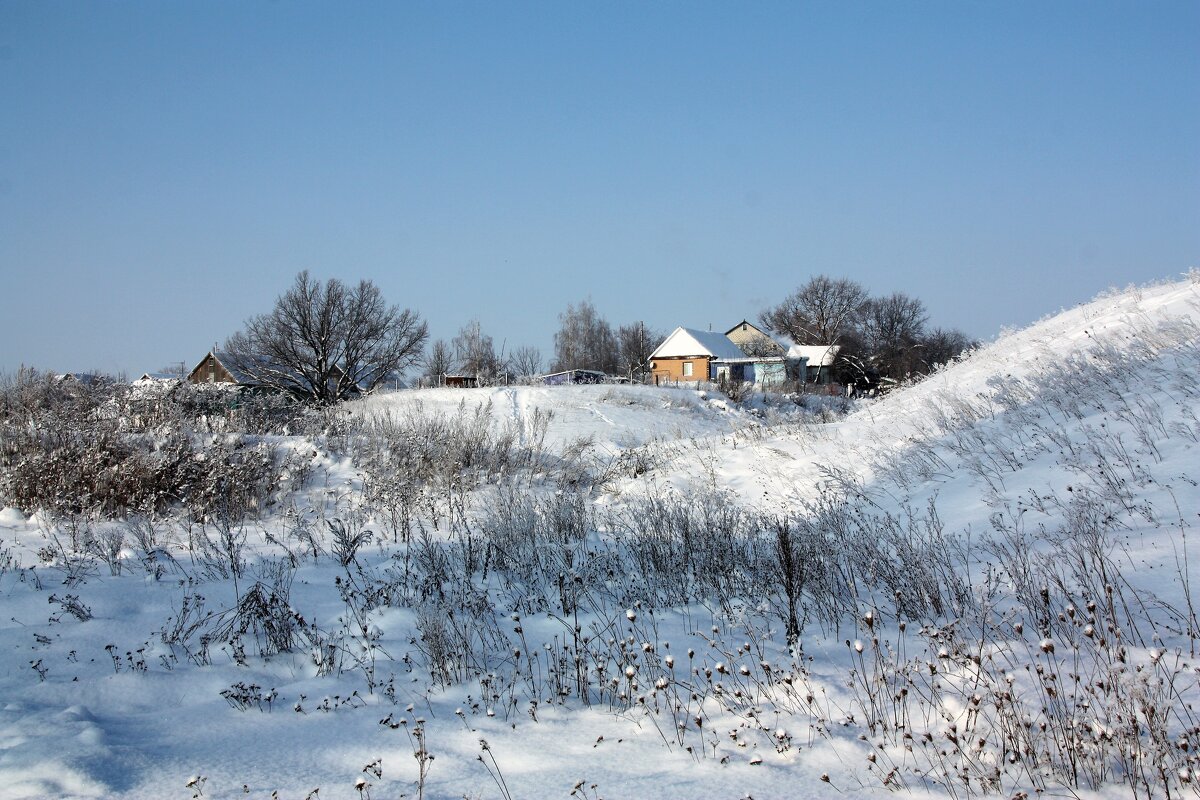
left=710, top=355, right=788, bottom=365
left=57, top=372, right=111, bottom=386
left=650, top=327, right=747, bottom=360
left=778, top=343, right=840, bottom=367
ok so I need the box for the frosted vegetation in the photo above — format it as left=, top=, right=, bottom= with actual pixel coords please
left=0, top=276, right=1198, bottom=799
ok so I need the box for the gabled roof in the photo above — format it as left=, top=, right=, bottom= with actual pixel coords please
left=187, top=350, right=260, bottom=385
left=650, top=327, right=747, bottom=360
left=724, top=319, right=773, bottom=338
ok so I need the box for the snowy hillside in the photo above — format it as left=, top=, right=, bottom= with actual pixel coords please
left=348, top=382, right=777, bottom=453
left=648, top=276, right=1200, bottom=501
left=644, top=275, right=1200, bottom=599
left=0, top=276, right=1197, bottom=799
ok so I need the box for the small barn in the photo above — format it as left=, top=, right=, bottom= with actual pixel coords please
left=443, top=373, right=478, bottom=388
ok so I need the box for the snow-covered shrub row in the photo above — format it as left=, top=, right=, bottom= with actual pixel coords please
left=0, top=369, right=314, bottom=519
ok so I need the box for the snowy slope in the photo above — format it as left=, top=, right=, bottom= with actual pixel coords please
left=650, top=276, right=1200, bottom=515
left=348, top=383, right=768, bottom=453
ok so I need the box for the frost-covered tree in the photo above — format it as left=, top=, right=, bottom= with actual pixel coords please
left=224, top=271, right=427, bottom=404
left=423, top=339, right=453, bottom=385
left=452, top=319, right=503, bottom=383
left=552, top=300, right=619, bottom=374
left=508, top=345, right=543, bottom=379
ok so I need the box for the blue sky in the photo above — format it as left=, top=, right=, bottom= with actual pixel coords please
left=2, top=1, right=1197, bottom=376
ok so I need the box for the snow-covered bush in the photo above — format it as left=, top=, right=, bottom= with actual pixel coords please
left=0, top=369, right=307, bottom=520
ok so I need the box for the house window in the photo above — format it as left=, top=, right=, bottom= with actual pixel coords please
left=682, top=361, right=693, bottom=377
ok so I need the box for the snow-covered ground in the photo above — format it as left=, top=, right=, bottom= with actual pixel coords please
left=348, top=383, right=763, bottom=453
left=1, top=276, right=1198, bottom=799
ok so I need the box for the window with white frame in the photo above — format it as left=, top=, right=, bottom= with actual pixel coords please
left=682, top=361, right=693, bottom=377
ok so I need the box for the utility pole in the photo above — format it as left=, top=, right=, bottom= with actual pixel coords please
left=639, top=320, right=646, bottom=383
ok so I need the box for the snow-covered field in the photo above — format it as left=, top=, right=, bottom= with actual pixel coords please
left=1, top=276, right=1198, bottom=799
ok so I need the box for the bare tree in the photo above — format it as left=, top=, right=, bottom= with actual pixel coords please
left=919, top=327, right=976, bottom=371
left=859, top=292, right=928, bottom=380
left=453, top=319, right=503, bottom=384
left=508, top=345, right=543, bottom=379
left=223, top=271, right=428, bottom=404
left=552, top=300, right=619, bottom=374
left=423, top=339, right=453, bottom=386
left=758, top=274, right=973, bottom=388
left=616, top=322, right=661, bottom=380
left=760, top=275, right=869, bottom=345
left=736, top=333, right=783, bottom=358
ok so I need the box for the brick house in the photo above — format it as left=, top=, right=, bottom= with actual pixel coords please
left=648, top=327, right=748, bottom=384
